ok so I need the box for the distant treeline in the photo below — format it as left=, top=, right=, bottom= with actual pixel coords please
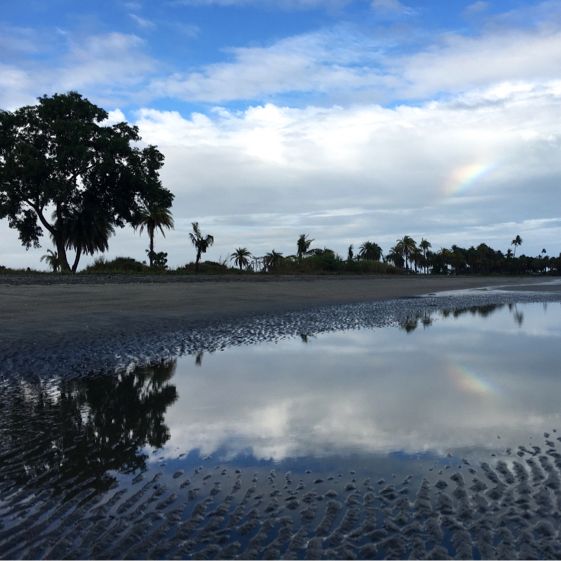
left=4, top=231, right=558, bottom=276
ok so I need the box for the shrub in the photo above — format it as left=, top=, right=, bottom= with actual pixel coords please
left=176, top=261, right=231, bottom=274
left=82, top=257, right=149, bottom=274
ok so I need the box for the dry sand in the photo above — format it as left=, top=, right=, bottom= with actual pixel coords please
left=0, top=274, right=554, bottom=347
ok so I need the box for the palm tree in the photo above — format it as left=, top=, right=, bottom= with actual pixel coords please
left=386, top=246, right=404, bottom=268
left=511, top=234, right=522, bottom=257
left=133, top=203, right=174, bottom=268
left=395, top=236, right=417, bottom=270
left=358, top=241, right=382, bottom=261
left=230, top=247, right=252, bottom=271
left=41, top=249, right=60, bottom=272
left=189, top=222, right=214, bottom=272
left=54, top=202, right=115, bottom=272
left=419, top=239, right=432, bottom=273
left=297, top=234, right=314, bottom=261
left=263, top=250, right=283, bottom=272
left=411, top=247, right=424, bottom=273
left=347, top=244, right=354, bottom=262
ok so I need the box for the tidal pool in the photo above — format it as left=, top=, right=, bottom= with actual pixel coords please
left=1, top=300, right=561, bottom=559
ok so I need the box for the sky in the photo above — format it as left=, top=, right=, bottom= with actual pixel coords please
left=1, top=0, right=561, bottom=269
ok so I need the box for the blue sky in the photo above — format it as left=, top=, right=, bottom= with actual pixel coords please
left=1, top=0, right=561, bottom=268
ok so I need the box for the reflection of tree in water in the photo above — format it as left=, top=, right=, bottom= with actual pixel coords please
left=0, top=360, right=178, bottom=495
left=399, top=303, right=525, bottom=332
left=300, top=333, right=316, bottom=344
left=399, top=310, right=434, bottom=333
left=508, top=303, right=524, bottom=326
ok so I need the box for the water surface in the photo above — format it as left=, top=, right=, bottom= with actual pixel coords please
left=1, top=300, right=561, bottom=559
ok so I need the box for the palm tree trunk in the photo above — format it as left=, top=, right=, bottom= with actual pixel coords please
left=195, top=248, right=201, bottom=271
left=71, top=246, right=82, bottom=273
left=149, top=231, right=155, bottom=268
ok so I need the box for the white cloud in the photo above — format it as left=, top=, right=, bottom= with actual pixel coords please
left=0, top=31, right=155, bottom=109
left=147, top=13, right=561, bottom=105
left=112, top=82, right=561, bottom=266
left=148, top=28, right=394, bottom=103
left=401, top=28, right=561, bottom=98
left=129, top=13, right=156, bottom=29
left=0, top=63, right=37, bottom=109
left=58, top=33, right=154, bottom=91
left=371, top=0, right=415, bottom=16
left=463, top=1, right=489, bottom=16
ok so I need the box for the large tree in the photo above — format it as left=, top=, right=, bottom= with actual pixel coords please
left=0, top=92, right=173, bottom=272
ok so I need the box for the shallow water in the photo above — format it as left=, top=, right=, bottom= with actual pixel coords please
left=1, top=300, right=561, bottom=559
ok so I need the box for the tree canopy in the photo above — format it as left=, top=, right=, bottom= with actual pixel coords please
left=0, top=91, right=173, bottom=271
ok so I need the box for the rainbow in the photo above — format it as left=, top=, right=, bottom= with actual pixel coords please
left=444, top=162, right=497, bottom=197
left=448, top=363, right=497, bottom=397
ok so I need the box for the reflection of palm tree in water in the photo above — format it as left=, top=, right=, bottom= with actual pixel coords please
left=1, top=360, right=178, bottom=494
left=508, top=303, right=524, bottom=326
left=195, top=351, right=204, bottom=366
left=399, top=303, right=525, bottom=332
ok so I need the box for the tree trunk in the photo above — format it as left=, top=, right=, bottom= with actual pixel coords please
left=71, top=246, right=82, bottom=273
left=55, top=235, right=71, bottom=272
left=195, top=248, right=201, bottom=271
left=149, top=232, right=155, bottom=268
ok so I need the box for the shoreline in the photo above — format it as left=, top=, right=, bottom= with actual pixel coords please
left=0, top=274, right=554, bottom=347
left=1, top=275, right=561, bottom=379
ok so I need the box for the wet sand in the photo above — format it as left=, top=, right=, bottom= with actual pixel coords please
left=0, top=274, right=553, bottom=348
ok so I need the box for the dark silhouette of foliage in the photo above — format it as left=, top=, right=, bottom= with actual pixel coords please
left=230, top=247, right=252, bottom=271
left=0, top=92, right=173, bottom=272
left=40, top=249, right=60, bottom=272
left=297, top=234, right=314, bottom=261
left=133, top=203, right=174, bottom=268
left=511, top=234, right=523, bottom=257
left=83, top=256, right=149, bottom=273
left=189, top=222, right=214, bottom=272
left=358, top=241, right=383, bottom=261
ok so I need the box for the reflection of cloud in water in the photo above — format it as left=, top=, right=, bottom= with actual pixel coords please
left=156, top=302, right=561, bottom=462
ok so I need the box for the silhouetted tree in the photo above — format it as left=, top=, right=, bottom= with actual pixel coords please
left=60, top=200, right=115, bottom=272
left=358, top=241, right=382, bottom=261
left=297, top=234, right=314, bottom=261
left=263, top=250, right=283, bottom=272
left=511, top=234, right=523, bottom=257
left=0, top=92, right=173, bottom=272
left=40, top=249, right=60, bottom=272
left=189, top=222, right=214, bottom=271
left=419, top=238, right=432, bottom=273
left=133, top=202, right=174, bottom=268
left=230, top=247, right=252, bottom=271
left=395, top=236, right=417, bottom=270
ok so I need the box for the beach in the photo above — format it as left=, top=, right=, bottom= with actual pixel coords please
left=0, top=274, right=553, bottom=348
